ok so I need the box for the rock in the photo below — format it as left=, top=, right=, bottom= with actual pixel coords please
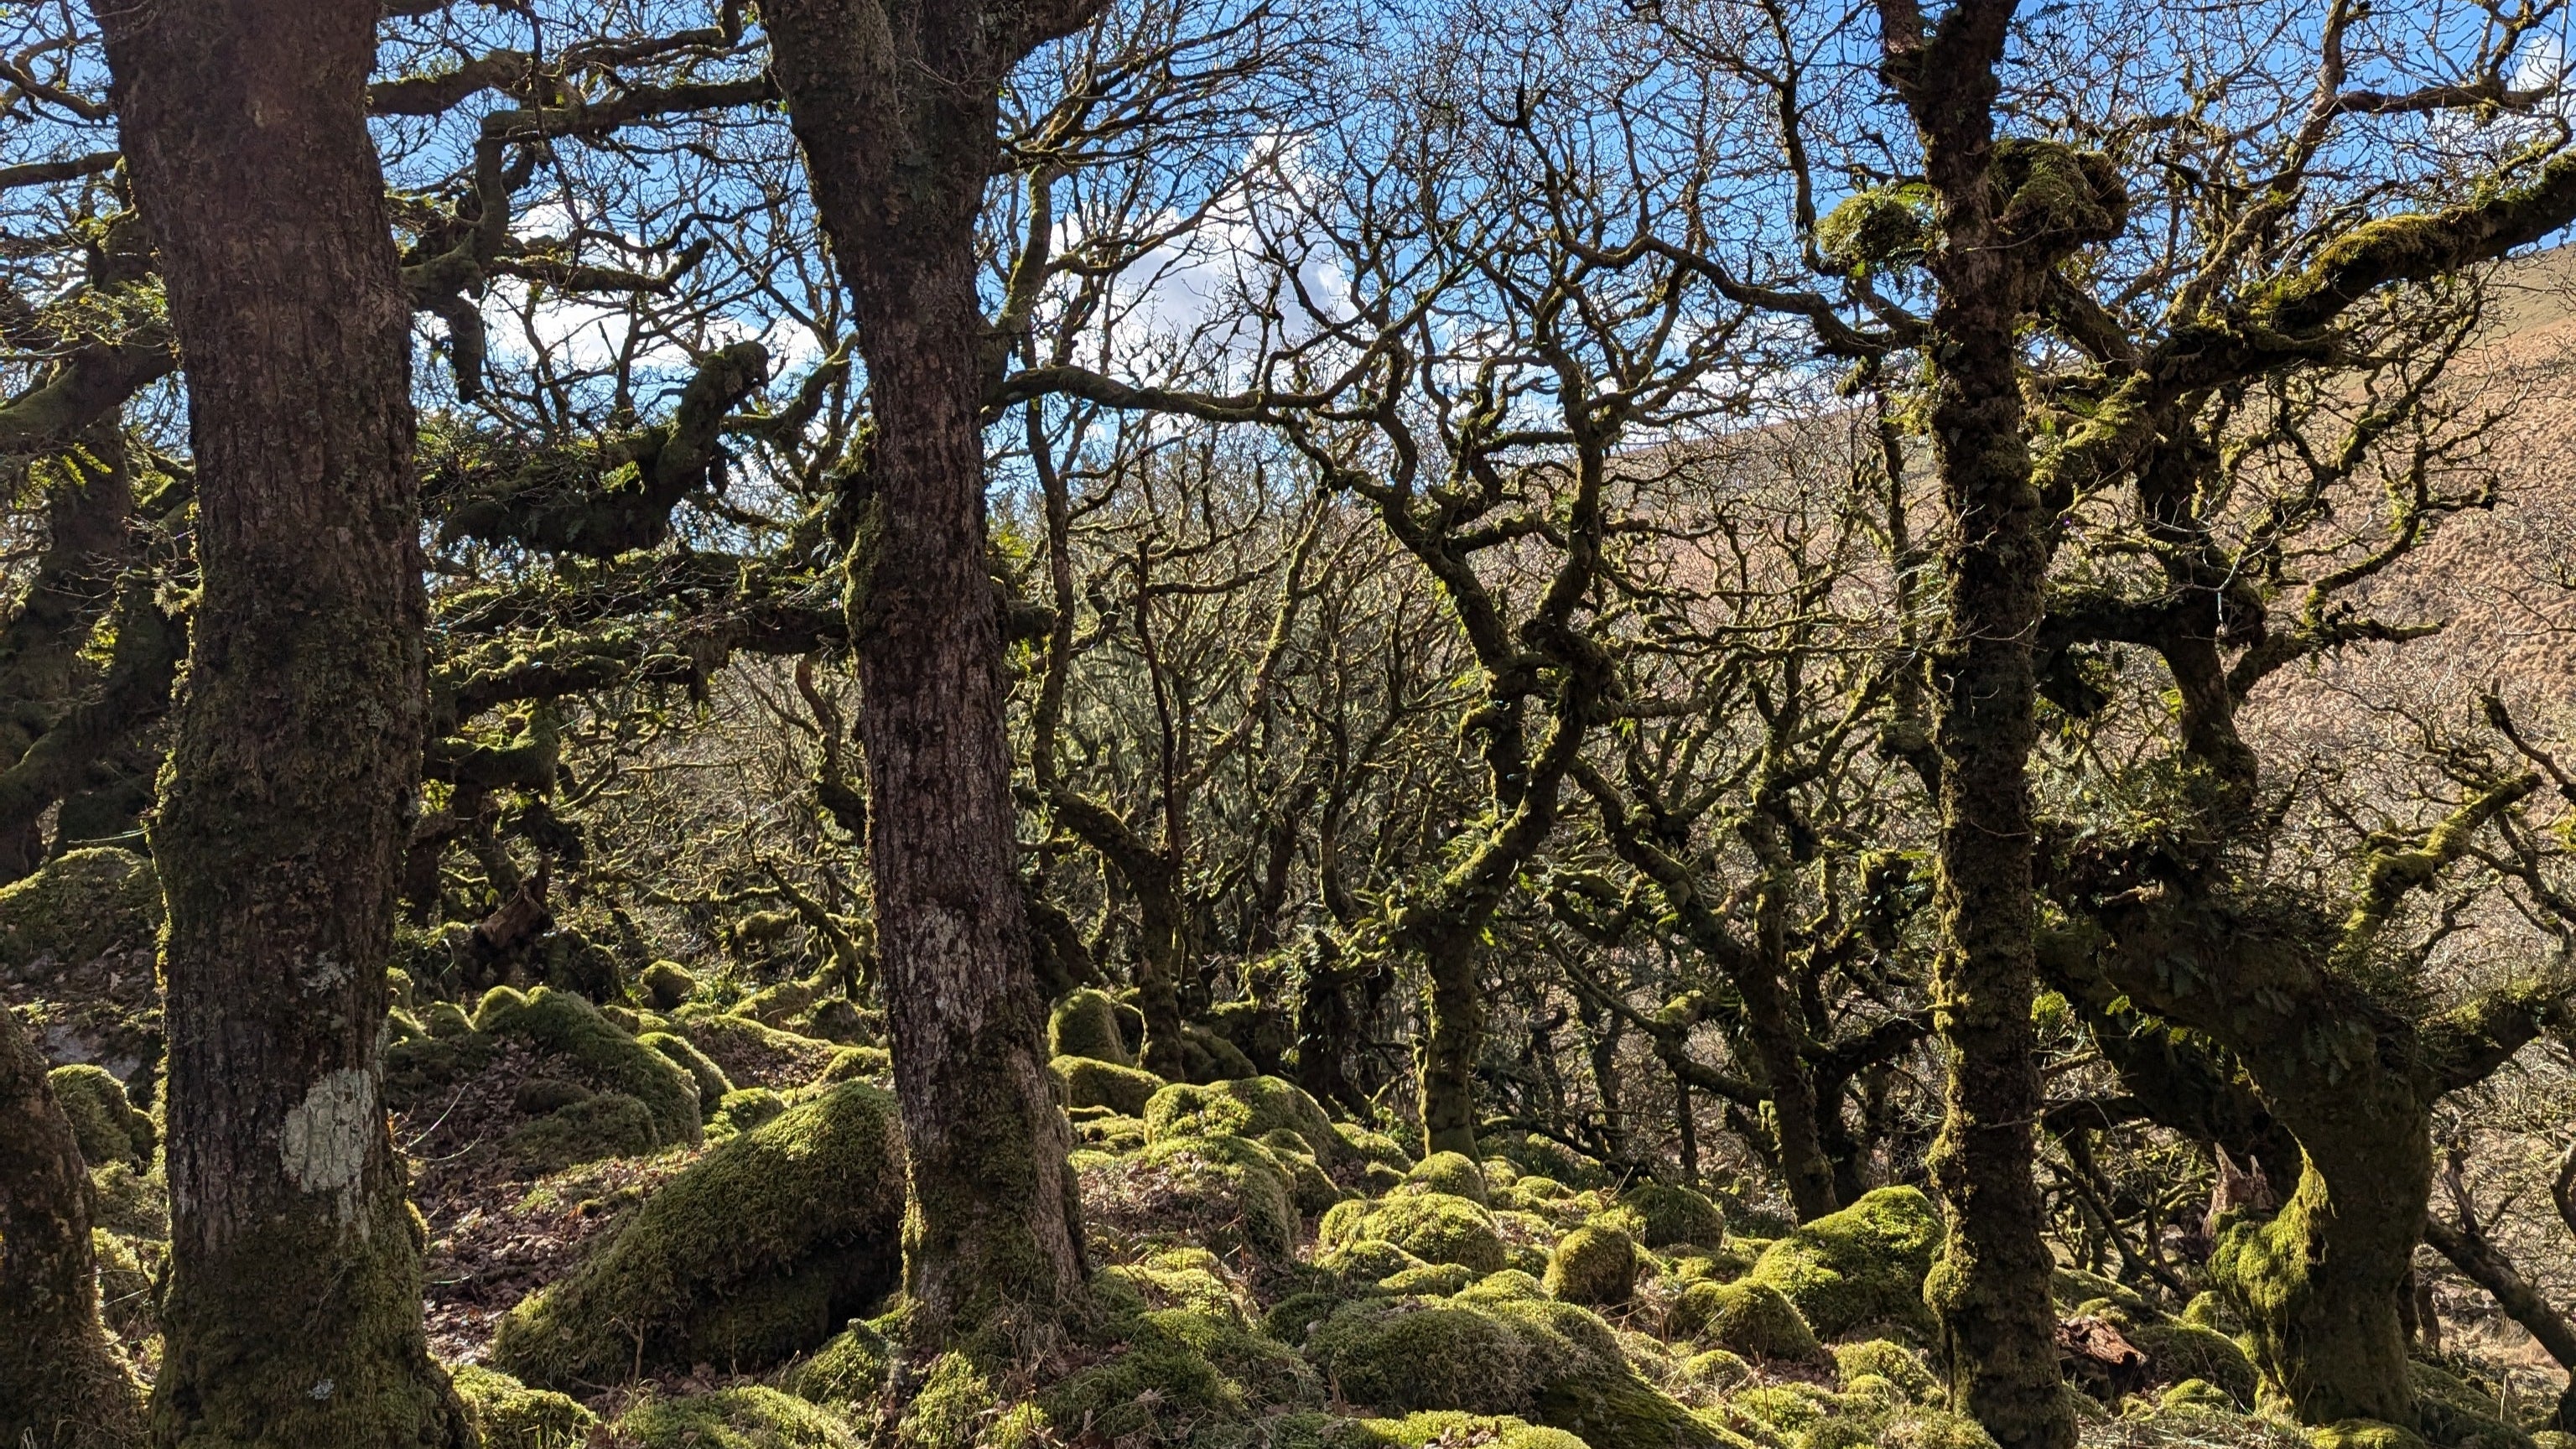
left=1665, top=1280, right=1823, bottom=1363
left=618, top=1387, right=858, bottom=1448
left=710, top=1086, right=789, bottom=1138
left=1049, top=986, right=1132, bottom=1065
left=1543, top=1225, right=1637, bottom=1306
left=639, top=960, right=698, bottom=1011
left=1143, top=1075, right=1343, bottom=1164
left=475, top=986, right=701, bottom=1147
left=1320, top=1192, right=1506, bottom=1275
left=490, top=1081, right=906, bottom=1388
left=48, top=1064, right=148, bottom=1168
left=449, top=1363, right=597, bottom=1448
left=787, top=1320, right=891, bottom=1408
left=509, top=1076, right=591, bottom=1115
left=1598, top=1181, right=1725, bottom=1250
left=0, top=848, right=161, bottom=977
left=1076, top=1132, right=1299, bottom=1264
left=1401, top=1150, right=1491, bottom=1205
left=1744, top=1185, right=1942, bottom=1340
left=641, top=1031, right=732, bottom=1118
left=502, top=1092, right=661, bottom=1173
left=1053, top=1054, right=1165, bottom=1117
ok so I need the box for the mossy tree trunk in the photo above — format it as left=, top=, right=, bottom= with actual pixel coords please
left=0, top=1001, right=143, bottom=1446
left=762, top=0, right=1102, bottom=1351
left=96, top=4, right=470, bottom=1444
left=1877, top=6, right=2075, bottom=1446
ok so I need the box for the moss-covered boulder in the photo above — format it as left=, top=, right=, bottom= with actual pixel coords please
left=641, top=1031, right=732, bottom=1117
left=2119, top=1308, right=2257, bottom=1408
left=1321, top=1192, right=1506, bottom=1275
left=1320, top=1237, right=1431, bottom=1284
left=491, top=1081, right=904, bottom=1388
left=710, top=1087, right=790, bottom=1139
left=1053, top=1053, right=1165, bottom=1117
left=1049, top=986, right=1133, bottom=1064
left=1665, top=1279, right=1822, bottom=1363
left=787, top=1320, right=890, bottom=1408
left=1601, top=1181, right=1725, bottom=1250
left=1143, top=1075, right=1342, bottom=1164
left=1041, top=1305, right=1324, bottom=1443
left=1178, top=1023, right=1259, bottom=1083
left=90, top=1161, right=164, bottom=1239
left=420, top=1000, right=475, bottom=1038
left=1335, top=1121, right=1414, bottom=1172
left=1543, top=1225, right=1636, bottom=1306
left=1834, top=1339, right=1941, bottom=1403
left=48, top=1063, right=148, bottom=1168
left=502, top=1092, right=662, bottom=1173
left=665, top=1005, right=836, bottom=1083
left=638, top=960, right=697, bottom=1010
left=1306, top=1289, right=1725, bottom=1449
left=1305, top=1298, right=1533, bottom=1415
left=1744, top=1184, right=1941, bottom=1340
left=1076, top=1131, right=1299, bottom=1263
left=1402, top=1150, right=1491, bottom=1205
left=475, top=986, right=702, bottom=1146
left=450, top=1364, right=597, bottom=1448
left=0, top=847, right=161, bottom=971
left=618, top=1387, right=858, bottom=1448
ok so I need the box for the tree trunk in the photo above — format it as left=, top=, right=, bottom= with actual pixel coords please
left=762, top=0, right=1097, bottom=1349
left=1883, top=5, right=2075, bottom=1443
left=96, top=5, right=469, bottom=1443
left=1, top=1002, right=143, bottom=1446
left=1418, top=932, right=1484, bottom=1157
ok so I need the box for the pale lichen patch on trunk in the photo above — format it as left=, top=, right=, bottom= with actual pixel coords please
left=281, top=1067, right=375, bottom=1223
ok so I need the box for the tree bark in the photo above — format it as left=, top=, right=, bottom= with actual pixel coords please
left=761, top=0, right=1099, bottom=1350
left=1879, top=5, right=2076, bottom=1445
left=96, top=3, right=469, bottom=1442
left=1, top=1002, right=143, bottom=1446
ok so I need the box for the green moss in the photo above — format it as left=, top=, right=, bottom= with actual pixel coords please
left=673, top=1010, right=838, bottom=1088
left=0, top=846, right=161, bottom=969
left=787, top=1320, right=890, bottom=1407
left=1384, top=1263, right=1479, bottom=1296
left=710, top=1087, right=789, bottom=1138
left=1178, top=1023, right=1259, bottom=1083
left=1744, top=1186, right=1941, bottom=1340
left=1833, top=1340, right=1939, bottom=1404
left=1075, top=1112, right=1149, bottom=1152
left=476, top=986, right=701, bottom=1146
left=637, top=961, right=696, bottom=1011
left=450, top=1364, right=596, bottom=1448
left=90, top=1161, right=164, bottom=1239
left=1607, top=1182, right=1727, bottom=1250
left=1335, top=1122, right=1414, bottom=1171
left=1667, top=1280, right=1823, bottom=1363
left=818, top=1045, right=891, bottom=1083
left=641, top=1031, right=732, bottom=1116
left=1544, top=1225, right=1637, bottom=1306
left=92, top=1226, right=156, bottom=1339
left=1049, top=986, right=1133, bottom=1064
left=512, top=1076, right=593, bottom=1115
left=2310, top=1422, right=2432, bottom=1449
left=1040, top=1306, right=1322, bottom=1444
left=1321, top=1237, right=1430, bottom=1284
left=896, top=1352, right=999, bottom=1449
left=1362, top=1410, right=1591, bottom=1448
left=382, top=1028, right=502, bottom=1109
left=1304, top=1298, right=1534, bottom=1415
left=49, top=1063, right=146, bottom=1168
left=1052, top=1054, right=1165, bottom=1117
left=490, top=1082, right=904, bottom=1389
left=1816, top=185, right=1933, bottom=272
left=1400, top=1150, right=1493, bottom=1205
left=2124, top=1311, right=2258, bottom=1408
left=1077, top=1131, right=1299, bottom=1264
left=618, top=1387, right=858, bottom=1448
left=1326, top=1193, right=1507, bottom=1275
left=502, top=1091, right=661, bottom=1173
left=1677, top=1350, right=1751, bottom=1394
left=1143, top=1075, right=1343, bottom=1163
left=420, top=1000, right=475, bottom=1038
